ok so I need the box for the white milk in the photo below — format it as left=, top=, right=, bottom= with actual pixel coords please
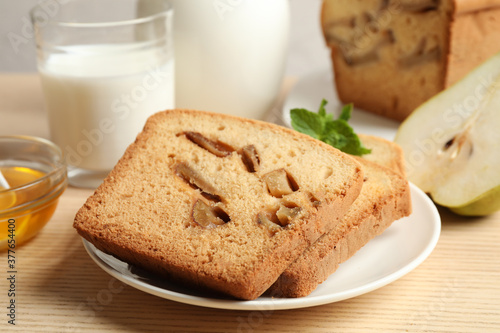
left=39, top=44, right=174, bottom=171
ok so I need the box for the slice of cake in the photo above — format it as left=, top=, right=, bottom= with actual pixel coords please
left=269, top=135, right=412, bottom=297
left=74, top=109, right=364, bottom=300
left=321, top=0, right=500, bottom=120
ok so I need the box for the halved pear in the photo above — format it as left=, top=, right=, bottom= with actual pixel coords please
left=395, top=52, right=500, bottom=216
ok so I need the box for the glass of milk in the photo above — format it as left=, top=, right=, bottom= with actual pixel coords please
left=31, top=0, right=174, bottom=188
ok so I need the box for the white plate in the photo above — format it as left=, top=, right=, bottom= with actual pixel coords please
left=281, top=68, right=401, bottom=141
left=83, top=183, right=440, bottom=311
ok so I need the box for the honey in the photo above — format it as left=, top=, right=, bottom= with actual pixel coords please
left=0, top=166, right=60, bottom=251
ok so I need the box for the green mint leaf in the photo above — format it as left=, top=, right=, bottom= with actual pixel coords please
left=322, top=120, right=351, bottom=149
left=339, top=103, right=353, bottom=122
left=318, top=99, right=328, bottom=117
left=290, top=100, right=372, bottom=156
left=290, top=108, right=324, bottom=140
left=325, top=119, right=370, bottom=156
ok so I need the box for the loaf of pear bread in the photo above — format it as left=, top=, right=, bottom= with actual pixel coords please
left=321, top=0, right=500, bottom=120
left=74, top=109, right=364, bottom=300
left=269, top=135, right=412, bottom=297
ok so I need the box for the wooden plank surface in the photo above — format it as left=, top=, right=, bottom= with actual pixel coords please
left=0, top=74, right=499, bottom=332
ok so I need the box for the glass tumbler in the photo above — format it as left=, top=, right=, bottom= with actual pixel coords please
left=31, top=0, right=174, bottom=188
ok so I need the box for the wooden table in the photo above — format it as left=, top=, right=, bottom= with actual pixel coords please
left=1, top=74, right=499, bottom=332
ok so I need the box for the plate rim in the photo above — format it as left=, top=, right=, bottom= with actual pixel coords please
left=82, top=182, right=441, bottom=311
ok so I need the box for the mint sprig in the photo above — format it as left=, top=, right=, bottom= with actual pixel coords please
left=290, top=99, right=371, bottom=156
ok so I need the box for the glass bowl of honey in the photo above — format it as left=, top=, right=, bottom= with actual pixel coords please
left=0, top=136, right=67, bottom=251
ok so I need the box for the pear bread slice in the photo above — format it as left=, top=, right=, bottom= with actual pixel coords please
left=74, top=109, right=364, bottom=300
left=269, top=135, right=412, bottom=297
